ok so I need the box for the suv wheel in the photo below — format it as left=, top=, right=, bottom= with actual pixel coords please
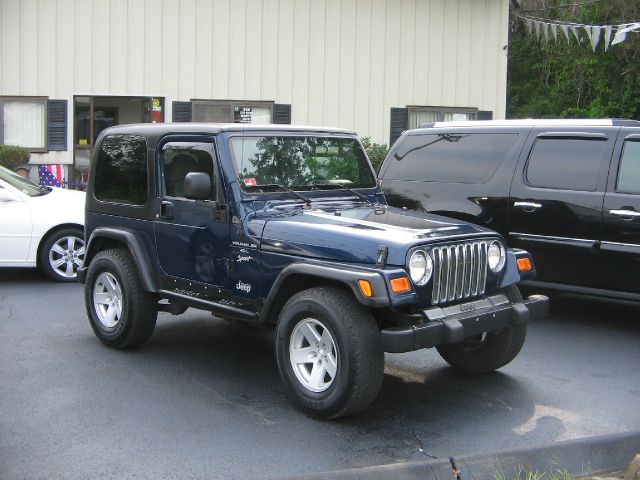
left=85, top=249, right=157, bottom=349
left=39, top=227, right=85, bottom=282
left=275, top=287, right=384, bottom=419
left=436, top=284, right=527, bottom=374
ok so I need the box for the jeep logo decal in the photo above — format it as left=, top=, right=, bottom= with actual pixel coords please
left=235, top=280, right=252, bottom=293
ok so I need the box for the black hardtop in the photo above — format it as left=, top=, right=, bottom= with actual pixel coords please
left=97, top=123, right=358, bottom=147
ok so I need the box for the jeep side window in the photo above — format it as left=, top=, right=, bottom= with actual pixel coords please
left=616, top=140, right=640, bottom=195
left=525, top=138, right=607, bottom=191
left=159, top=142, right=217, bottom=200
left=94, top=134, right=148, bottom=205
left=383, top=133, right=519, bottom=184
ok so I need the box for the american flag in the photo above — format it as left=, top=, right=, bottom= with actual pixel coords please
left=38, top=165, right=64, bottom=187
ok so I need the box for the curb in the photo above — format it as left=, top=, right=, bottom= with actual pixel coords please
left=284, top=430, right=640, bottom=480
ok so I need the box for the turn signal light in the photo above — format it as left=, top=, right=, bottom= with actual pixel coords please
left=358, top=280, right=373, bottom=298
left=517, top=257, right=532, bottom=272
left=390, top=276, right=411, bottom=294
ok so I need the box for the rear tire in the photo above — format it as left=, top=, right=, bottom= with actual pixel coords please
left=436, top=285, right=527, bottom=374
left=85, top=248, right=157, bottom=349
left=275, top=287, right=384, bottom=419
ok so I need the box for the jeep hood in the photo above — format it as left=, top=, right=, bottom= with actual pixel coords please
left=259, top=206, right=494, bottom=266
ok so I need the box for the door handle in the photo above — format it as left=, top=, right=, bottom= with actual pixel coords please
left=610, top=209, right=640, bottom=220
left=160, top=201, right=174, bottom=219
left=514, top=201, right=542, bottom=211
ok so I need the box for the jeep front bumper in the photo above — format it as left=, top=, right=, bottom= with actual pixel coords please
left=381, top=293, right=549, bottom=353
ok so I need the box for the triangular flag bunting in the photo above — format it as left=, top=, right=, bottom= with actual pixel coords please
left=604, top=26, right=613, bottom=51
left=561, top=24, right=570, bottom=43
left=571, top=25, right=581, bottom=43
left=551, top=23, right=558, bottom=42
left=589, top=26, right=602, bottom=51
left=542, top=22, right=549, bottom=42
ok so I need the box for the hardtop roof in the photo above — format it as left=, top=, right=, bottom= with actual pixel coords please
left=100, top=122, right=358, bottom=137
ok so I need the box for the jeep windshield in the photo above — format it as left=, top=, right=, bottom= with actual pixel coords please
left=229, top=136, right=376, bottom=192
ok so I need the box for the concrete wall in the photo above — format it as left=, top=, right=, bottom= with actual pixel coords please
left=0, top=0, right=509, bottom=164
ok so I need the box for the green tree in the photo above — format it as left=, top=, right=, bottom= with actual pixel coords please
left=360, top=137, right=388, bottom=172
left=508, top=0, right=640, bottom=119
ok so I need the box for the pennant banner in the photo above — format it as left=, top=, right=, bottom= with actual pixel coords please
left=517, top=14, right=640, bottom=52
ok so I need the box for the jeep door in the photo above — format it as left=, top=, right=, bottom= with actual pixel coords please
left=600, top=131, right=640, bottom=293
left=508, top=129, right=614, bottom=287
left=153, top=138, right=230, bottom=288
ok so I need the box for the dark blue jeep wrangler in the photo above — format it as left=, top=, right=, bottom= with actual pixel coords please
left=79, top=123, right=548, bottom=419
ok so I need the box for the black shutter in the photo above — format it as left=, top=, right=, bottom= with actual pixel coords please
left=47, top=100, right=67, bottom=151
left=389, top=107, right=408, bottom=147
left=477, top=110, right=493, bottom=120
left=172, top=101, right=192, bottom=122
left=272, top=104, right=291, bottom=124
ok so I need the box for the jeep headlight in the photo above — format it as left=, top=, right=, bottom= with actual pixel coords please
left=488, top=241, right=506, bottom=272
left=408, top=250, right=433, bottom=286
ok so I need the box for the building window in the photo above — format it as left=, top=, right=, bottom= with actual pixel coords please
left=191, top=100, right=273, bottom=124
left=0, top=97, right=47, bottom=151
left=408, top=107, right=477, bottom=129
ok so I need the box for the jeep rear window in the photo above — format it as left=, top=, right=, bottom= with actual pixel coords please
left=229, top=136, right=376, bottom=191
left=94, top=134, right=148, bottom=205
left=383, top=133, right=519, bottom=184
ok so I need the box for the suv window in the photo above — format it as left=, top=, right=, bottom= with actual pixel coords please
left=384, top=133, right=519, bottom=184
left=526, top=138, right=606, bottom=191
left=616, top=140, right=640, bottom=194
left=159, top=142, right=216, bottom=199
left=94, top=134, right=148, bottom=205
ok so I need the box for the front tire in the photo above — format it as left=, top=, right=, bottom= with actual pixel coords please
left=85, top=248, right=157, bottom=349
left=436, top=285, right=527, bottom=374
left=39, top=227, right=85, bottom=282
left=275, top=287, right=384, bottom=419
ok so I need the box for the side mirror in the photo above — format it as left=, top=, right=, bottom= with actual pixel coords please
left=0, top=188, right=18, bottom=203
left=184, top=172, right=211, bottom=200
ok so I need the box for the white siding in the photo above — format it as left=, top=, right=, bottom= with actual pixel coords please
left=0, top=0, right=509, bottom=164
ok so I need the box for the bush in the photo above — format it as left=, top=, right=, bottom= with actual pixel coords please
left=0, top=145, right=30, bottom=171
left=360, top=137, right=388, bottom=173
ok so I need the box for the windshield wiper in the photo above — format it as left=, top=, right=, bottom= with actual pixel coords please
left=311, top=182, right=374, bottom=206
left=245, top=183, right=311, bottom=205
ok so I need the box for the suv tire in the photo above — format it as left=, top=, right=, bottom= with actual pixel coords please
left=40, top=227, right=85, bottom=282
left=436, top=285, right=527, bottom=374
left=85, top=248, right=157, bottom=349
left=275, top=286, right=384, bottom=419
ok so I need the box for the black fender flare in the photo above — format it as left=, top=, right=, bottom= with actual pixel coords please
left=79, top=227, right=158, bottom=293
left=259, top=262, right=391, bottom=323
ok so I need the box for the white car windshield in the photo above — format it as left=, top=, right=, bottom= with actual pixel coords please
left=0, top=165, right=50, bottom=197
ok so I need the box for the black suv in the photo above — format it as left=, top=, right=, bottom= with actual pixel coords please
left=380, top=119, right=640, bottom=302
left=79, top=123, right=547, bottom=419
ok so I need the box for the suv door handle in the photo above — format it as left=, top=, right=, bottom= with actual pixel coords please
left=514, top=201, right=542, bottom=211
left=160, top=201, right=174, bottom=219
left=610, top=209, right=640, bottom=220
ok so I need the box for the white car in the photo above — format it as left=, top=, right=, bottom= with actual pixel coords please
left=0, top=165, right=85, bottom=281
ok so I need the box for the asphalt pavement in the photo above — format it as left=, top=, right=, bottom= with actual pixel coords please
left=1, top=269, right=639, bottom=479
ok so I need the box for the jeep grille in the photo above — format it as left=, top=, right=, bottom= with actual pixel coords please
left=431, top=241, right=488, bottom=305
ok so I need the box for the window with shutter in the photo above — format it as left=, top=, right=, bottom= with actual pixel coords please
left=47, top=100, right=68, bottom=151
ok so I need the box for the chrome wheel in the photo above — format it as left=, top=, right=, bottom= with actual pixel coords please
left=93, top=272, right=123, bottom=328
left=48, top=235, right=85, bottom=279
left=289, top=318, right=338, bottom=393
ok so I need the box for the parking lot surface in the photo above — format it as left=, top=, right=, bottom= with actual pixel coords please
left=1, top=269, right=639, bottom=479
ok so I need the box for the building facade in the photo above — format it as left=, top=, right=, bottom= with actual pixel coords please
left=0, top=0, right=509, bottom=183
